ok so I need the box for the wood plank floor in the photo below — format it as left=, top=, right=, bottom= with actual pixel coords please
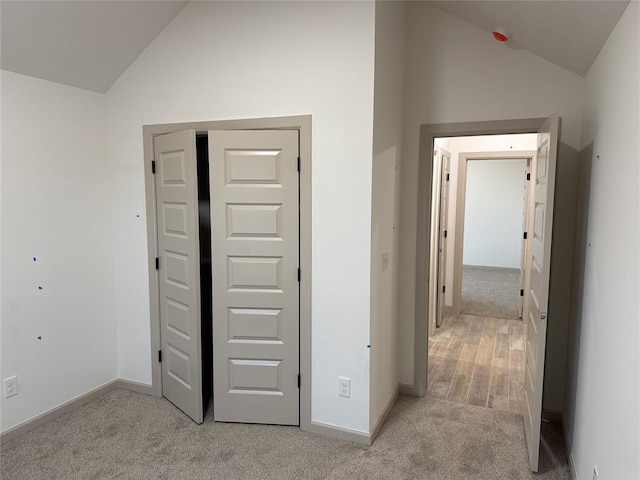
left=427, top=314, right=526, bottom=415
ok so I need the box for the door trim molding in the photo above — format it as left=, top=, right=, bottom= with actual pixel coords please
left=452, top=151, right=535, bottom=318
left=413, top=118, right=546, bottom=396
left=142, top=115, right=312, bottom=430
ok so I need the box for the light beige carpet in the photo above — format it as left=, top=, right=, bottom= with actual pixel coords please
left=1, top=389, right=570, bottom=479
left=462, top=266, right=521, bottom=319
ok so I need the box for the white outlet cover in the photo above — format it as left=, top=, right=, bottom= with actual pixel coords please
left=338, top=377, right=351, bottom=398
left=4, top=375, right=18, bottom=398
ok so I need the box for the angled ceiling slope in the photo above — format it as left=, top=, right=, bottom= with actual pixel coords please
left=432, top=0, right=630, bottom=77
left=1, top=1, right=187, bottom=93
left=1, top=1, right=631, bottom=93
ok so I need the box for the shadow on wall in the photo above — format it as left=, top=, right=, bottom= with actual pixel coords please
left=543, top=140, right=580, bottom=413
left=562, top=142, right=594, bottom=441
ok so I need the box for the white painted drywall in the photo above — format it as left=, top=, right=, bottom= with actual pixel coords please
left=370, top=0, right=405, bottom=429
left=397, top=1, right=584, bottom=386
left=463, top=159, right=527, bottom=268
left=564, top=3, right=640, bottom=479
left=105, top=1, right=376, bottom=433
left=0, top=71, right=117, bottom=432
left=441, top=134, right=537, bottom=306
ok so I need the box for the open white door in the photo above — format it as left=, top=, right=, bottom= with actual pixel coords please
left=518, top=160, right=532, bottom=319
left=154, top=129, right=203, bottom=424
left=210, top=130, right=300, bottom=425
left=436, top=149, right=451, bottom=328
left=523, top=114, right=559, bottom=471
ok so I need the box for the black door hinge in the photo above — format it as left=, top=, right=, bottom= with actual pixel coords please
left=155, top=257, right=159, bottom=270
left=297, top=268, right=301, bottom=282
left=442, top=285, right=446, bottom=294
left=158, top=350, right=162, bottom=363
left=526, top=172, right=531, bottom=181
left=523, top=232, right=528, bottom=240
left=520, top=289, right=524, bottom=297
left=297, top=156, right=301, bottom=172
left=444, top=230, right=448, bottom=239
left=446, top=173, right=450, bottom=182
left=297, top=374, right=300, bottom=388
left=152, top=160, right=156, bottom=174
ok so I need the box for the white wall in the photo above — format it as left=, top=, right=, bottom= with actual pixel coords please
left=463, top=159, right=527, bottom=268
left=105, top=1, right=376, bottom=433
left=564, top=3, right=640, bottom=479
left=0, top=71, right=117, bottom=432
left=398, top=1, right=584, bottom=385
left=370, top=0, right=405, bottom=430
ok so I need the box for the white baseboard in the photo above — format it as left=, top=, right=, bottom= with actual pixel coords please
left=463, top=264, right=520, bottom=273
left=370, top=384, right=400, bottom=444
left=303, top=420, right=370, bottom=445
left=542, top=408, right=563, bottom=423
left=399, top=383, right=418, bottom=396
left=117, top=378, right=155, bottom=396
left=2, top=379, right=397, bottom=448
left=0, top=378, right=157, bottom=444
left=0, top=380, right=119, bottom=444
left=561, top=413, right=578, bottom=480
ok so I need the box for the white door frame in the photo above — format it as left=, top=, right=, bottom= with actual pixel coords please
left=451, top=151, right=536, bottom=318
left=142, top=115, right=312, bottom=431
left=412, top=118, right=547, bottom=397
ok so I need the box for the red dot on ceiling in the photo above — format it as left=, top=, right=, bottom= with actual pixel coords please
left=493, top=31, right=509, bottom=42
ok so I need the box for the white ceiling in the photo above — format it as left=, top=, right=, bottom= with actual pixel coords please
left=432, top=0, right=630, bottom=77
left=0, top=1, right=631, bottom=93
left=1, top=1, right=187, bottom=93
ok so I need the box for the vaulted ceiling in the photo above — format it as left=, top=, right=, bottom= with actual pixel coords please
left=432, top=0, right=630, bottom=76
left=0, top=1, right=630, bottom=93
left=0, top=1, right=187, bottom=93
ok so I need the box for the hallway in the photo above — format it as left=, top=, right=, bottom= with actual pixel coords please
left=428, top=314, right=526, bottom=415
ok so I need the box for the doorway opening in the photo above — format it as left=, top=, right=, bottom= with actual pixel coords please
left=413, top=116, right=561, bottom=472
left=427, top=134, right=537, bottom=417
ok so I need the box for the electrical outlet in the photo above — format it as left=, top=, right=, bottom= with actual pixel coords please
left=593, top=466, right=599, bottom=480
left=338, top=377, right=351, bottom=398
left=4, top=376, right=18, bottom=398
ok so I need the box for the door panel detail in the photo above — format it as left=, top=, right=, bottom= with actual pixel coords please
left=225, top=150, right=281, bottom=185
left=162, top=202, right=189, bottom=238
left=211, top=130, right=299, bottom=425
left=523, top=115, right=558, bottom=471
left=160, top=152, right=187, bottom=185
left=228, top=308, right=282, bottom=343
left=165, top=298, right=191, bottom=339
left=226, top=204, right=283, bottom=239
left=154, top=129, right=203, bottom=424
left=227, top=256, right=283, bottom=291
left=228, top=359, right=282, bottom=393
left=165, top=251, right=190, bottom=288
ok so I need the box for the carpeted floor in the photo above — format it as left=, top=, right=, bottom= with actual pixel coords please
left=462, top=266, right=520, bottom=319
left=1, top=389, right=571, bottom=479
